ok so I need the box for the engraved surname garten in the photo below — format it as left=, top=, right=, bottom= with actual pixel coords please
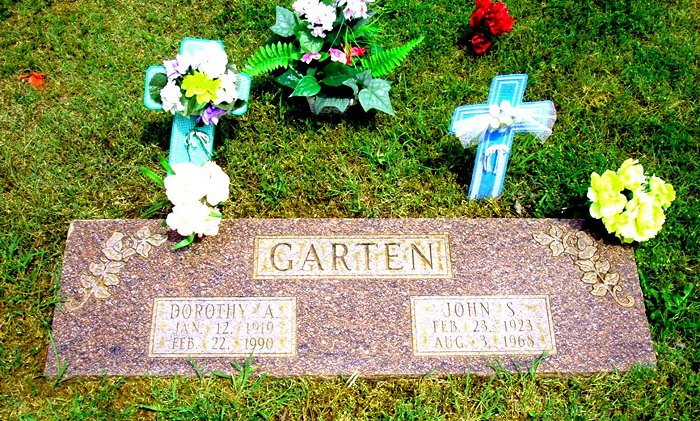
left=254, top=235, right=451, bottom=279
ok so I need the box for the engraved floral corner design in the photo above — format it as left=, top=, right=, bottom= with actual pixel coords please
left=65, top=226, right=167, bottom=312
left=532, top=225, right=635, bottom=308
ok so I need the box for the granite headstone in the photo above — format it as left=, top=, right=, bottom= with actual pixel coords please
left=45, top=218, right=655, bottom=377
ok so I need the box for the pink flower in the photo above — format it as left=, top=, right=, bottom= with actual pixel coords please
left=329, top=48, right=348, bottom=64
left=339, top=0, right=374, bottom=20
left=301, top=52, right=322, bottom=64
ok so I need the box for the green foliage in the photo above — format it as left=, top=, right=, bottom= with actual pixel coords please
left=290, top=74, right=321, bottom=97
left=270, top=6, right=296, bottom=37
left=148, top=72, right=167, bottom=103
left=297, top=29, right=324, bottom=53
left=321, top=62, right=358, bottom=87
left=358, top=78, right=394, bottom=115
left=243, top=42, right=300, bottom=76
left=274, top=68, right=303, bottom=89
left=359, top=36, right=424, bottom=78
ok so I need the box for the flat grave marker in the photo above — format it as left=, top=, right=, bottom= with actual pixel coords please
left=46, top=218, right=655, bottom=377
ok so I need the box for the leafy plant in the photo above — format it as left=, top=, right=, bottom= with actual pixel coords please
left=243, top=41, right=302, bottom=76
left=358, top=36, right=425, bottom=77
left=243, top=1, right=423, bottom=115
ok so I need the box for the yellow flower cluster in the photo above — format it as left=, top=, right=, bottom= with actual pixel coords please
left=587, top=159, right=675, bottom=243
left=181, top=71, right=222, bottom=105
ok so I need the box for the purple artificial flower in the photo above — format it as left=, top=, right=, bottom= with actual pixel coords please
left=199, top=105, right=228, bottom=125
left=163, top=53, right=194, bottom=81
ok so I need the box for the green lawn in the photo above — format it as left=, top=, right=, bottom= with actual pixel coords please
left=1, top=0, right=698, bottom=419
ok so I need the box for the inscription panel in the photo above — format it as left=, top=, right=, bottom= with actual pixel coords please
left=149, top=298, right=296, bottom=357
left=411, top=296, right=556, bottom=356
left=254, top=235, right=452, bottom=279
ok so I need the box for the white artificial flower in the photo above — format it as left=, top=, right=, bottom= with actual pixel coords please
left=160, top=80, right=185, bottom=114
left=214, top=70, right=239, bottom=105
left=203, top=161, right=230, bottom=205
left=339, top=0, right=373, bottom=20
left=164, top=163, right=209, bottom=205
left=175, top=52, right=197, bottom=73
left=292, top=0, right=314, bottom=15
left=197, top=44, right=229, bottom=78
left=166, top=201, right=212, bottom=237
left=196, top=206, right=223, bottom=236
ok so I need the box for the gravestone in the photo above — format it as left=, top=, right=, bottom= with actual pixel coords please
left=46, top=218, right=655, bottom=377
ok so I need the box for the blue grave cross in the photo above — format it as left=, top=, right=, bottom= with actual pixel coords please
left=143, top=38, right=252, bottom=167
left=449, top=74, right=556, bottom=199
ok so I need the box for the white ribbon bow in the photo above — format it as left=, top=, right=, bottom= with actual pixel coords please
left=186, top=129, right=213, bottom=161
left=452, top=100, right=557, bottom=149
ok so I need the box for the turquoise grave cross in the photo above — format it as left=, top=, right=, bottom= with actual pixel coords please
left=143, top=38, right=251, bottom=166
left=449, top=74, right=556, bottom=199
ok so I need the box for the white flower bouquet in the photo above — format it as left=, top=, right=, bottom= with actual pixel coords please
left=146, top=39, right=248, bottom=125
left=142, top=159, right=230, bottom=249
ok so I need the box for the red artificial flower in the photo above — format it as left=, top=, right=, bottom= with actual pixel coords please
left=469, top=0, right=492, bottom=29
left=471, top=32, right=492, bottom=55
left=485, top=1, right=514, bottom=36
left=350, top=46, right=366, bottom=58
left=19, top=72, right=46, bottom=89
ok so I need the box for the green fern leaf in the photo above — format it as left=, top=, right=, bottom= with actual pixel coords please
left=359, top=36, right=424, bottom=78
left=243, top=42, right=301, bottom=77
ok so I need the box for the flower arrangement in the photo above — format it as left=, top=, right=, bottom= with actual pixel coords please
left=468, top=0, right=514, bottom=54
left=147, top=42, right=246, bottom=125
left=587, top=159, right=675, bottom=243
left=142, top=159, right=230, bottom=249
left=243, top=0, right=423, bottom=115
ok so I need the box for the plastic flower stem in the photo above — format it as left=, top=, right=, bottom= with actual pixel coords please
left=329, top=17, right=349, bottom=52
left=140, top=166, right=164, bottom=187
left=158, top=155, right=176, bottom=175
left=172, top=234, right=196, bottom=251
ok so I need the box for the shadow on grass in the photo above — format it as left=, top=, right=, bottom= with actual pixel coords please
left=433, top=140, right=476, bottom=188
left=139, top=120, right=171, bottom=154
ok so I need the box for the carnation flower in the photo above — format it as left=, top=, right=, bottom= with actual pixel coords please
left=163, top=161, right=229, bottom=240
left=197, top=44, right=229, bottom=78
left=469, top=0, right=492, bottom=29
left=166, top=201, right=221, bottom=237
left=203, top=161, right=231, bottom=205
left=484, top=1, right=514, bottom=36
left=164, top=163, right=210, bottom=205
left=468, top=0, right=513, bottom=54
left=587, top=170, right=627, bottom=219
left=617, top=158, right=645, bottom=191
left=214, top=70, right=240, bottom=105
left=588, top=160, right=675, bottom=243
left=471, top=32, right=492, bottom=55
left=648, top=176, right=676, bottom=208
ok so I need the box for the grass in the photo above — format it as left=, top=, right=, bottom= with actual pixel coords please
left=0, top=0, right=698, bottom=418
